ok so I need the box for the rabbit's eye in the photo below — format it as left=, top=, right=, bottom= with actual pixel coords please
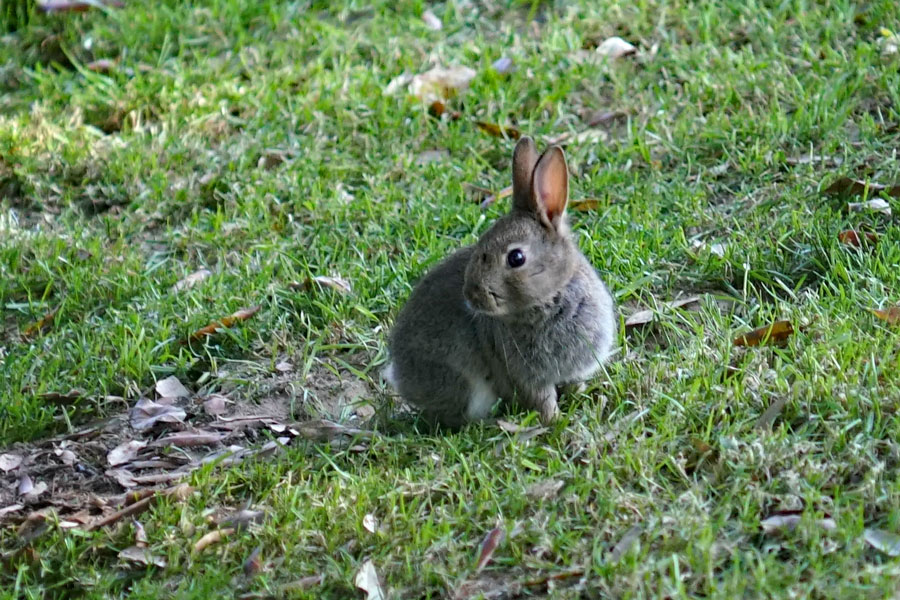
left=506, top=249, right=526, bottom=268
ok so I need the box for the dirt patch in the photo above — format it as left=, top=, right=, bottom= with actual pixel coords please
left=0, top=357, right=381, bottom=531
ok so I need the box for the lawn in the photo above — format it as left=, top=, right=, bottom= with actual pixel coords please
left=2, top=0, right=900, bottom=597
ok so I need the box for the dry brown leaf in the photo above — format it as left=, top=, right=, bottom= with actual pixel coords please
left=569, top=199, right=602, bottom=212
left=243, top=545, right=264, bottom=576
left=119, top=546, right=167, bottom=568
left=130, top=398, right=187, bottom=430
left=733, top=321, right=794, bottom=347
left=0, top=504, right=24, bottom=518
left=148, top=431, right=224, bottom=448
left=625, top=296, right=701, bottom=329
left=37, top=0, right=124, bottom=13
left=355, top=559, right=385, bottom=600
left=422, top=9, right=442, bottom=30
left=155, top=375, right=190, bottom=400
left=585, top=110, right=628, bottom=127
left=609, top=525, right=642, bottom=561
left=217, top=508, right=265, bottom=530
left=475, top=526, right=505, bottom=572
left=38, top=390, right=82, bottom=404
left=864, top=528, right=900, bottom=556
left=427, top=100, right=461, bottom=120
left=304, top=276, right=352, bottom=294
left=525, top=479, right=564, bottom=501
left=872, top=306, right=900, bottom=325
left=492, top=57, right=513, bottom=74
left=0, top=453, right=23, bottom=472
left=172, top=269, right=212, bottom=292
left=108, top=440, right=147, bottom=466
left=596, top=37, right=637, bottom=59
left=279, top=575, right=324, bottom=592
left=194, top=528, right=234, bottom=552
left=409, top=65, right=476, bottom=104
left=202, top=394, right=229, bottom=416
left=294, top=419, right=375, bottom=442
left=761, top=512, right=836, bottom=534
left=848, top=198, right=892, bottom=216
left=363, top=513, right=378, bottom=534
left=186, top=305, right=261, bottom=343
left=838, top=230, right=878, bottom=247
left=85, top=59, right=116, bottom=74
left=825, top=177, right=900, bottom=198
left=106, top=468, right=137, bottom=488
left=18, top=476, right=47, bottom=501
left=475, top=121, right=521, bottom=140
left=479, top=185, right=513, bottom=210
left=754, top=396, right=789, bottom=429
left=55, top=448, right=77, bottom=466
left=134, top=520, right=148, bottom=547
left=17, top=474, right=33, bottom=496
left=416, top=149, right=450, bottom=166
left=21, top=305, right=59, bottom=340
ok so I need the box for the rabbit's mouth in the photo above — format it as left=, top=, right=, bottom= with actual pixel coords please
left=465, top=287, right=507, bottom=315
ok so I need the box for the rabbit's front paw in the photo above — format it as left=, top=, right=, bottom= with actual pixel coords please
left=530, top=386, right=558, bottom=425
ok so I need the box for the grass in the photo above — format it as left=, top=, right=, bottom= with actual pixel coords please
left=2, top=0, right=900, bottom=597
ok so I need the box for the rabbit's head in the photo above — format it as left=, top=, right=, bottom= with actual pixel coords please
left=464, top=137, right=579, bottom=318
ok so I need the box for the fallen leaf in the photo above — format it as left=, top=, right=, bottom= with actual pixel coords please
left=130, top=398, right=187, bottom=430
left=156, top=375, right=190, bottom=400
left=257, top=150, right=287, bottom=170
left=864, top=527, right=900, bottom=556
left=21, top=305, right=59, bottom=340
left=596, top=36, right=637, bottom=59
left=304, top=276, right=352, bottom=294
left=569, top=199, right=602, bottom=212
left=0, top=453, right=23, bottom=472
left=38, top=390, right=82, bottom=404
left=17, top=474, right=33, bottom=496
left=217, top=508, right=265, bottom=530
left=754, top=396, right=789, bottom=429
left=194, top=528, right=234, bottom=552
left=172, top=269, right=212, bottom=292
left=293, top=419, right=375, bottom=442
left=108, top=440, right=148, bottom=466
left=363, top=513, right=377, bottom=534
left=244, top=545, right=264, bottom=576
left=492, top=57, right=513, bottom=74
left=0, top=504, right=24, bottom=518
left=279, top=575, right=324, bottom=592
left=825, top=177, right=900, bottom=198
left=691, top=239, right=726, bottom=258
left=148, top=431, right=224, bottom=448
left=872, top=306, right=900, bottom=325
left=525, top=479, right=564, bottom=501
left=106, top=468, right=137, bottom=488
left=16, top=510, right=52, bottom=542
left=608, top=525, right=642, bottom=561
left=119, top=546, right=167, bottom=568
left=733, top=321, right=794, bottom=347
left=475, top=121, right=521, bottom=140
left=422, top=9, right=442, bottom=30
left=848, top=198, right=892, bottom=216
left=37, top=0, right=124, bottom=13
left=479, top=185, right=513, bottom=210
left=409, top=65, right=477, bottom=104
left=85, top=59, right=116, bottom=74
left=625, top=296, right=702, bottom=329
left=56, top=449, right=77, bottom=466
left=761, top=512, right=836, bottom=534
left=838, top=230, right=878, bottom=247
left=584, top=110, right=628, bottom=127
left=186, top=305, right=261, bottom=342
left=475, top=526, right=505, bottom=572
left=355, top=559, right=385, bottom=600
left=134, top=520, right=148, bottom=547
left=416, top=149, right=450, bottom=166
left=87, top=485, right=194, bottom=530
left=202, top=394, right=229, bottom=416
left=785, top=154, right=842, bottom=167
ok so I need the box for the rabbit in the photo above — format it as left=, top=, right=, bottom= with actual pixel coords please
left=385, top=136, right=616, bottom=428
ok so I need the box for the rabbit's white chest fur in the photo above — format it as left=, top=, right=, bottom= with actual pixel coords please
left=465, top=376, right=497, bottom=420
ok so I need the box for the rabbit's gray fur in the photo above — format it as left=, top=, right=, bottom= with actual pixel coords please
left=386, top=137, right=616, bottom=428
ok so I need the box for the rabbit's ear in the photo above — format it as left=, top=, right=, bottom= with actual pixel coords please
left=532, top=146, right=568, bottom=229
left=511, top=136, right=539, bottom=213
